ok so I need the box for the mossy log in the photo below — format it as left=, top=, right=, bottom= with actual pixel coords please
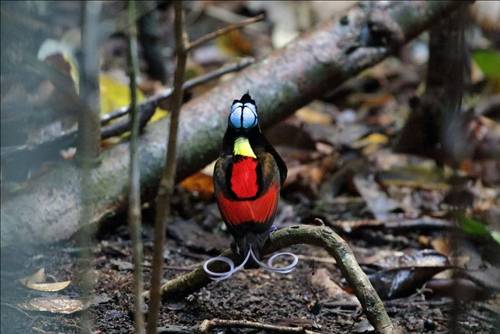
left=1, top=1, right=466, bottom=247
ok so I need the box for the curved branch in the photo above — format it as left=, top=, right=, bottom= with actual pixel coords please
left=154, top=225, right=397, bottom=334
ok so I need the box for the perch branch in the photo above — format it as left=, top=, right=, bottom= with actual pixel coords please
left=152, top=224, right=396, bottom=334
left=1, top=1, right=467, bottom=248
left=147, top=2, right=188, bottom=333
left=186, top=14, right=264, bottom=51
left=127, top=0, right=145, bottom=332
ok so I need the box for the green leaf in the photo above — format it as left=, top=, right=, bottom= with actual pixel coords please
left=491, top=231, right=500, bottom=246
left=458, top=216, right=489, bottom=236
left=473, top=50, right=500, bottom=78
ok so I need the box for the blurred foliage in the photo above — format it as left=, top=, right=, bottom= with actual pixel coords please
left=459, top=214, right=500, bottom=246
left=473, top=50, right=500, bottom=79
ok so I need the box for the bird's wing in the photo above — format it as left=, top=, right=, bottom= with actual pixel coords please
left=261, top=136, right=287, bottom=185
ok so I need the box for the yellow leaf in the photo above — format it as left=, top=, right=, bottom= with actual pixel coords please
left=26, top=281, right=71, bottom=292
left=99, top=73, right=168, bottom=124
left=19, top=268, right=71, bottom=292
left=295, top=106, right=332, bottom=124
left=353, top=133, right=389, bottom=148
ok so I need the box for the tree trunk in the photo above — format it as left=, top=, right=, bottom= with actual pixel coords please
left=1, top=1, right=467, bottom=247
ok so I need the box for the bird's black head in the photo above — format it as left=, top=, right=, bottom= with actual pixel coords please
left=228, top=93, right=259, bottom=133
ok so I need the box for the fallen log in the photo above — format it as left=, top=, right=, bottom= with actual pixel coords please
left=1, top=1, right=466, bottom=247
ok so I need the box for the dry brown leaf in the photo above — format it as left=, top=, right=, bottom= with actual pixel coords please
left=352, top=133, right=389, bottom=149
left=285, top=156, right=336, bottom=196
left=353, top=174, right=400, bottom=220
left=26, top=281, right=71, bottom=292
left=310, top=268, right=359, bottom=304
left=19, top=268, right=71, bottom=292
left=430, top=236, right=451, bottom=255
left=19, top=268, right=46, bottom=286
left=18, top=296, right=86, bottom=314
left=295, top=106, right=332, bottom=125
left=180, top=172, right=214, bottom=200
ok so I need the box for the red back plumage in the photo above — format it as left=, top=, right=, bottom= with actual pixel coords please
left=230, top=157, right=258, bottom=198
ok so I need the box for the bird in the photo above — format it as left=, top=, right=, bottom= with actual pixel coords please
left=213, top=93, right=287, bottom=262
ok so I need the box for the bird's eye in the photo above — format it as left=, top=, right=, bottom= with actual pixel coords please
left=229, top=102, right=258, bottom=129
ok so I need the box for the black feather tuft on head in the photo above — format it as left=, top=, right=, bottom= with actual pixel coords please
left=239, top=92, right=255, bottom=105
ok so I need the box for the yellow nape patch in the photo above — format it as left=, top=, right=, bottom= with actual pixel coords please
left=233, top=137, right=256, bottom=158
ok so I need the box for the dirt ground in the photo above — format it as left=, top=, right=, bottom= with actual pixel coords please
left=1, top=194, right=499, bottom=334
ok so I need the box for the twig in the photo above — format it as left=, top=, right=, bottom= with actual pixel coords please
left=0, top=58, right=253, bottom=166
left=327, top=217, right=455, bottom=233
left=180, top=57, right=253, bottom=89
left=147, top=2, right=188, bottom=334
left=101, top=57, right=254, bottom=125
left=186, top=14, right=264, bottom=52
left=199, top=319, right=319, bottom=334
left=323, top=298, right=454, bottom=310
left=127, top=0, right=145, bottom=333
left=157, top=324, right=196, bottom=334
left=1, top=302, right=34, bottom=319
left=77, top=0, right=101, bottom=164
left=77, top=2, right=102, bottom=333
left=204, top=5, right=263, bottom=27
left=150, top=224, right=397, bottom=334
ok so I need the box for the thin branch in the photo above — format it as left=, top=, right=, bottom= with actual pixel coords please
left=148, top=224, right=397, bottom=334
left=186, top=14, right=264, bottom=52
left=180, top=57, right=253, bottom=90
left=77, top=2, right=102, bottom=333
left=199, top=319, right=320, bottom=334
left=101, top=57, right=254, bottom=125
left=77, top=0, right=102, bottom=164
left=0, top=58, right=254, bottom=166
left=147, top=2, right=188, bottom=334
left=127, top=0, right=145, bottom=333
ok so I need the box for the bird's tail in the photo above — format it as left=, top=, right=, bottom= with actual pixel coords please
left=234, top=232, right=268, bottom=268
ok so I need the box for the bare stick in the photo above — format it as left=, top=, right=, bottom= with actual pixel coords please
left=100, top=57, right=254, bottom=125
left=186, top=14, right=264, bottom=52
left=0, top=58, right=253, bottom=179
left=199, top=319, right=320, bottom=334
left=77, top=2, right=102, bottom=333
left=77, top=0, right=101, bottom=164
left=127, top=0, right=145, bottom=333
left=147, top=2, right=188, bottom=333
left=150, top=224, right=397, bottom=334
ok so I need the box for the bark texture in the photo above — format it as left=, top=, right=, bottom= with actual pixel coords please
left=1, top=1, right=466, bottom=247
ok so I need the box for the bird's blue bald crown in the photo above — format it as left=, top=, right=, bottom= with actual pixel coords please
left=229, top=93, right=258, bottom=130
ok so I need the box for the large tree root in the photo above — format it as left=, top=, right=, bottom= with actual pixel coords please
left=153, top=225, right=398, bottom=334
left=1, top=1, right=466, bottom=247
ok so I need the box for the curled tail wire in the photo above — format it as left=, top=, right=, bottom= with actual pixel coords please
left=203, top=245, right=298, bottom=281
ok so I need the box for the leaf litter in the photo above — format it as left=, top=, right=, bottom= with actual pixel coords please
left=2, top=1, right=500, bottom=333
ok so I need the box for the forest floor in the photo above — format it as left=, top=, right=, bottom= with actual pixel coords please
left=2, top=54, right=500, bottom=332
left=1, top=198, right=499, bottom=333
